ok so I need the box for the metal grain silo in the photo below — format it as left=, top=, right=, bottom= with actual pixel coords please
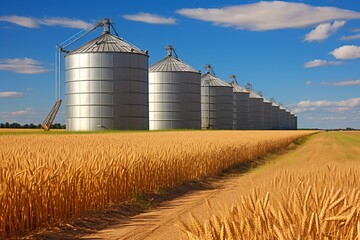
left=270, top=98, right=280, bottom=130
left=285, top=108, right=291, bottom=130
left=290, top=112, right=296, bottom=130
left=279, top=104, right=286, bottom=130
left=246, top=83, right=263, bottom=130
left=294, top=115, right=298, bottom=130
left=229, top=75, right=249, bottom=130
left=149, top=45, right=201, bottom=130
left=259, top=92, right=272, bottom=130
left=201, top=65, right=233, bottom=129
left=65, top=21, right=149, bottom=131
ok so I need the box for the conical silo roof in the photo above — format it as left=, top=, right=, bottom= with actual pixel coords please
left=149, top=55, right=199, bottom=73
left=248, top=90, right=262, bottom=99
left=270, top=99, right=280, bottom=107
left=279, top=105, right=286, bottom=110
left=201, top=73, right=231, bottom=87
left=68, top=33, right=147, bottom=55
left=230, top=82, right=249, bottom=93
left=262, top=96, right=272, bottom=103
left=245, top=83, right=263, bottom=99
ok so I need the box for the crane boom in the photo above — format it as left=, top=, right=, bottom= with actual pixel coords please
left=41, top=19, right=111, bottom=131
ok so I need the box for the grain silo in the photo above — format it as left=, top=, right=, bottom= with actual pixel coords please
left=246, top=83, right=263, bottom=130
left=149, top=45, right=201, bottom=130
left=229, top=75, right=249, bottom=130
left=65, top=19, right=149, bottom=131
left=285, top=108, right=291, bottom=130
left=294, top=115, right=298, bottom=129
left=201, top=65, right=233, bottom=129
left=259, top=92, right=272, bottom=130
left=279, top=104, right=286, bottom=130
left=290, top=112, right=296, bottom=130
left=270, top=98, right=280, bottom=130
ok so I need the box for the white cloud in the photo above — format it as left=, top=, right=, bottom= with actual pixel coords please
left=0, top=92, right=24, bottom=98
left=123, top=13, right=176, bottom=25
left=177, top=1, right=360, bottom=31
left=340, top=33, right=360, bottom=40
left=299, top=109, right=360, bottom=129
left=304, top=59, right=342, bottom=68
left=10, top=108, right=34, bottom=117
left=331, top=45, right=360, bottom=59
left=320, top=80, right=360, bottom=86
left=305, top=81, right=312, bottom=85
left=304, top=21, right=345, bottom=42
left=0, top=15, right=39, bottom=28
left=294, top=97, right=360, bottom=113
left=0, top=15, right=91, bottom=29
left=0, top=58, right=48, bottom=74
left=39, top=17, right=92, bottom=29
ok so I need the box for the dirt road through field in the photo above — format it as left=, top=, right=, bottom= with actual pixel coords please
left=81, top=131, right=359, bottom=240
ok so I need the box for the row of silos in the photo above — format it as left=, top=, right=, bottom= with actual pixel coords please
left=64, top=20, right=296, bottom=131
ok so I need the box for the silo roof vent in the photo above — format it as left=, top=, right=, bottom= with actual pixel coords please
left=229, top=75, right=248, bottom=93
left=102, top=18, right=111, bottom=34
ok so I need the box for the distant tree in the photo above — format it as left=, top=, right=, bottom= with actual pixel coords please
left=52, top=123, right=62, bottom=129
left=5, top=122, right=10, bottom=128
left=10, top=123, right=21, bottom=128
left=0, top=123, right=4, bottom=128
left=29, top=123, right=36, bottom=128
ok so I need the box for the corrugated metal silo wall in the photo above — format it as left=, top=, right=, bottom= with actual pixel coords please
left=201, top=85, right=233, bottom=129
left=279, top=109, right=286, bottom=130
left=271, top=106, right=280, bottom=130
left=285, top=112, right=291, bottom=130
left=233, top=92, right=249, bottom=130
left=66, top=52, right=149, bottom=131
left=248, top=98, right=263, bottom=130
left=291, top=114, right=296, bottom=130
left=149, top=71, right=201, bottom=130
left=295, top=116, right=298, bottom=129
left=285, top=112, right=291, bottom=129
left=262, top=102, right=272, bottom=130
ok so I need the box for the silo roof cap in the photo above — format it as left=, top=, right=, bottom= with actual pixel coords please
left=68, top=33, right=147, bottom=55
left=201, top=73, right=231, bottom=87
left=149, top=55, right=199, bottom=73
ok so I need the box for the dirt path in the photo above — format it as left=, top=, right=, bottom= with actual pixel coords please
left=80, top=131, right=359, bottom=240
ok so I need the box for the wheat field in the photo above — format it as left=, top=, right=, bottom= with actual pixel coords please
left=178, top=139, right=360, bottom=240
left=0, top=130, right=313, bottom=238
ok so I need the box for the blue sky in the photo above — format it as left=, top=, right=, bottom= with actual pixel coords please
left=0, top=0, right=359, bottom=129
